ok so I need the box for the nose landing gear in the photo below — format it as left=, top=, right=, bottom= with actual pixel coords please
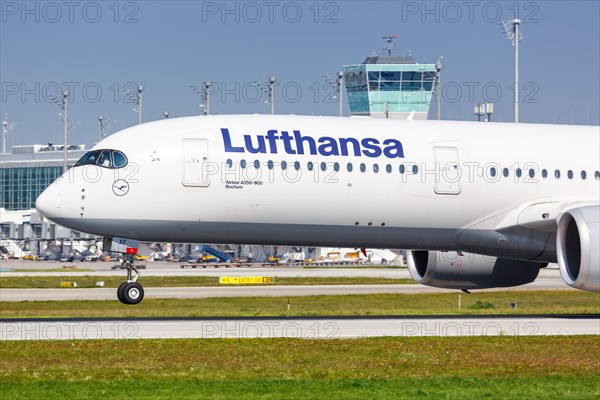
left=117, top=253, right=145, bottom=305
left=104, top=237, right=146, bottom=305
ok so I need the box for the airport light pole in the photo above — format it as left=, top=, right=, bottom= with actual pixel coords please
left=474, top=103, right=485, bottom=122
left=62, top=91, right=68, bottom=172
left=137, top=85, right=143, bottom=124
left=190, top=82, right=214, bottom=115
left=97, top=116, right=113, bottom=142
left=323, top=72, right=344, bottom=117
left=337, top=71, right=343, bottom=117
left=269, top=76, right=276, bottom=115
left=204, top=81, right=212, bottom=115
left=485, top=102, right=494, bottom=122
left=1, top=121, right=6, bottom=154
left=98, top=116, right=104, bottom=142
left=435, top=57, right=444, bottom=120
left=125, top=85, right=143, bottom=124
left=2, top=118, right=16, bottom=154
left=252, top=77, right=277, bottom=114
left=50, top=91, right=76, bottom=172
left=503, top=18, right=523, bottom=123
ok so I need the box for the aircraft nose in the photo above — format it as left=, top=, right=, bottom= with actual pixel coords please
left=35, top=182, right=61, bottom=220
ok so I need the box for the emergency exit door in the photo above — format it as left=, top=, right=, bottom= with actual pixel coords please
left=182, top=139, right=210, bottom=187
left=434, top=146, right=461, bottom=195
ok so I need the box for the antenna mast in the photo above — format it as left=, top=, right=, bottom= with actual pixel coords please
left=381, top=35, right=399, bottom=56
left=502, top=19, right=523, bottom=123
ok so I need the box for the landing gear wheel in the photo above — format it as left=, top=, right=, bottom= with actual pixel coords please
left=122, top=282, right=144, bottom=305
left=117, top=282, right=129, bottom=304
left=115, top=253, right=145, bottom=305
left=113, top=252, right=146, bottom=305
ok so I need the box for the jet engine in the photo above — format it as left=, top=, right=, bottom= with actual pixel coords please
left=556, top=205, right=600, bottom=291
left=406, top=250, right=542, bottom=290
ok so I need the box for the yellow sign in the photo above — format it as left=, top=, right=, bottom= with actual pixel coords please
left=219, top=276, right=274, bottom=285
left=59, top=282, right=77, bottom=288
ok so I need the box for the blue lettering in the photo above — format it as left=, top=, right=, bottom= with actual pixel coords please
left=280, top=131, right=297, bottom=154
left=383, top=139, right=404, bottom=158
left=294, top=130, right=317, bottom=155
left=222, top=128, right=404, bottom=159
left=339, top=137, right=361, bottom=156
left=265, top=130, right=280, bottom=154
left=317, top=137, right=339, bottom=156
left=221, top=128, right=244, bottom=153
left=361, top=138, right=382, bottom=158
left=244, top=135, right=266, bottom=154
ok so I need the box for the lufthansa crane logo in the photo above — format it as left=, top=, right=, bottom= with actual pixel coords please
left=112, top=179, right=130, bottom=196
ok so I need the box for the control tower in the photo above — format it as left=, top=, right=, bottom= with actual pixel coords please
left=342, top=37, right=438, bottom=119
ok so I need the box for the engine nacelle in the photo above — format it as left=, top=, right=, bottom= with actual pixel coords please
left=407, top=250, right=542, bottom=290
left=557, top=205, right=600, bottom=291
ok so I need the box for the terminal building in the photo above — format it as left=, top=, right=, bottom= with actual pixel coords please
left=1, top=144, right=86, bottom=211
left=1, top=144, right=92, bottom=242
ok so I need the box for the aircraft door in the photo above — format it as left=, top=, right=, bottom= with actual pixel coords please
left=182, top=138, right=211, bottom=187
left=433, top=146, right=461, bottom=195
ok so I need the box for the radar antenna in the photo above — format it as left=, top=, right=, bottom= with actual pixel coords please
left=381, top=36, right=399, bottom=56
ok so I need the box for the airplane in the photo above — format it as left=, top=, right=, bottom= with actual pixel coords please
left=35, top=115, right=600, bottom=304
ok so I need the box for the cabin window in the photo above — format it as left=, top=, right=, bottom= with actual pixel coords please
left=281, top=161, right=287, bottom=170
left=595, top=171, right=600, bottom=180
left=581, top=170, right=587, bottom=180
left=294, top=161, right=300, bottom=171
left=307, top=162, right=314, bottom=171
left=267, top=160, right=274, bottom=169
left=373, top=164, right=379, bottom=173
left=320, top=162, right=327, bottom=172
left=347, top=163, right=353, bottom=172
left=541, top=169, right=548, bottom=178
left=240, top=159, right=247, bottom=168
left=490, top=167, right=497, bottom=177
left=334, top=162, right=340, bottom=172
left=253, top=160, right=260, bottom=169
left=412, top=165, right=419, bottom=174
left=399, top=164, right=405, bottom=174
left=567, top=170, right=573, bottom=179
left=555, top=170, right=561, bottom=179
left=528, top=168, right=535, bottom=178
left=516, top=168, right=522, bottom=178
left=360, top=163, right=366, bottom=173
left=386, top=164, right=392, bottom=173
left=503, top=168, right=509, bottom=177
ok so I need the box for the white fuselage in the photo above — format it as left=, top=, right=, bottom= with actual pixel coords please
left=36, top=115, right=600, bottom=263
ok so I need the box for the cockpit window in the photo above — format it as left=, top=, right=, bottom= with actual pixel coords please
left=76, top=150, right=100, bottom=166
left=75, top=149, right=128, bottom=169
left=98, top=150, right=112, bottom=167
left=113, top=151, right=127, bottom=168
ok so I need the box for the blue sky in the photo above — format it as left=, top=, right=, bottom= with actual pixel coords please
left=1, top=0, right=599, bottom=148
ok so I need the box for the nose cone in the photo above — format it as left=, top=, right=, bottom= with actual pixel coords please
left=36, top=183, right=61, bottom=221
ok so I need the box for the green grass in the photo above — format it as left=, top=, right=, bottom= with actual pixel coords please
left=0, top=275, right=414, bottom=288
left=11, top=268, right=95, bottom=272
left=1, top=290, right=598, bottom=318
left=303, top=265, right=405, bottom=269
left=1, top=337, right=598, bottom=399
